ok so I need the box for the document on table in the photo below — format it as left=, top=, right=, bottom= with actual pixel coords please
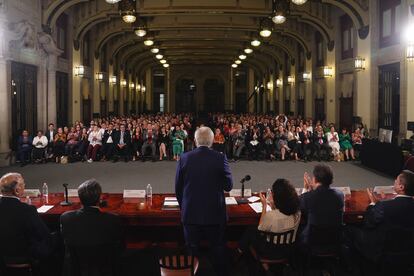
left=249, top=202, right=272, bottom=213
left=333, top=186, right=351, bottom=196
left=373, top=186, right=396, bottom=194
left=123, top=190, right=146, bottom=198
left=247, top=196, right=260, bottom=203
left=68, top=189, right=78, bottom=197
left=164, top=197, right=177, bottom=201
left=37, top=205, right=54, bottom=213
left=24, top=189, right=41, bottom=197
left=163, top=201, right=179, bottom=207
left=229, top=189, right=252, bottom=197
left=225, top=197, right=238, bottom=205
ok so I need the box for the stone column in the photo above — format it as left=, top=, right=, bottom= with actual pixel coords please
left=145, top=69, right=152, bottom=112
left=93, top=57, right=100, bottom=115
left=47, top=54, right=58, bottom=125
left=0, top=58, right=9, bottom=166
left=166, top=68, right=171, bottom=113
left=248, top=68, right=255, bottom=112
left=289, top=64, right=297, bottom=115
left=304, top=58, right=313, bottom=118
left=325, top=47, right=337, bottom=124
left=72, top=47, right=82, bottom=122
left=268, top=74, right=275, bottom=112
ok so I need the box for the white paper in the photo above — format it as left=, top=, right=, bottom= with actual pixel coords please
left=225, top=197, right=238, bottom=205
left=123, top=190, right=146, bottom=198
left=248, top=196, right=260, bottom=203
left=249, top=202, right=272, bottom=213
left=295, top=188, right=303, bottom=195
left=37, top=205, right=54, bottom=213
left=373, top=186, right=396, bottom=194
left=24, top=189, right=40, bottom=197
left=164, top=197, right=177, bottom=201
left=333, top=186, right=351, bottom=196
left=163, top=201, right=179, bottom=207
left=229, top=189, right=252, bottom=197
left=67, top=189, right=78, bottom=197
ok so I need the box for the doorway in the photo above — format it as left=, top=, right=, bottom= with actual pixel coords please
left=56, top=71, right=68, bottom=127
left=176, top=78, right=196, bottom=112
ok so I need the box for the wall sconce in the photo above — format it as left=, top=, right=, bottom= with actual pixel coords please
left=302, top=72, right=311, bottom=81
left=276, top=78, right=283, bottom=87
left=354, top=57, right=366, bottom=71
left=121, top=79, right=127, bottom=87
left=109, top=75, right=117, bottom=85
left=267, top=81, right=273, bottom=90
left=74, top=65, right=85, bottom=77
left=407, top=44, right=414, bottom=61
left=96, top=72, right=104, bottom=81
left=287, top=76, right=295, bottom=84
left=137, top=84, right=141, bottom=91
left=323, top=66, right=333, bottom=78
left=129, top=83, right=135, bottom=89
left=141, top=86, right=146, bottom=93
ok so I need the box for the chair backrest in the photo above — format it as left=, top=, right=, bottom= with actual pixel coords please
left=257, top=230, right=296, bottom=246
left=158, top=247, right=195, bottom=276
left=67, top=243, right=120, bottom=276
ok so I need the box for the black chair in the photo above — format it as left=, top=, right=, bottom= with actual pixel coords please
left=66, top=243, right=121, bottom=276
left=158, top=246, right=199, bottom=276
left=249, top=230, right=296, bottom=275
left=306, top=225, right=343, bottom=276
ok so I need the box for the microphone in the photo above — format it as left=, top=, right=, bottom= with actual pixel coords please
left=237, top=175, right=251, bottom=204
left=60, top=183, right=72, bottom=206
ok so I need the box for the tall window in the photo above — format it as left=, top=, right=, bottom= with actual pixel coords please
left=315, top=32, right=325, bottom=67
left=380, top=0, right=401, bottom=48
left=341, top=14, right=354, bottom=59
left=56, top=14, right=68, bottom=59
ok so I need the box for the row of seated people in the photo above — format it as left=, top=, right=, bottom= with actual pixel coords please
left=16, top=113, right=195, bottom=166
left=210, top=113, right=365, bottom=162
left=1, top=166, right=413, bottom=275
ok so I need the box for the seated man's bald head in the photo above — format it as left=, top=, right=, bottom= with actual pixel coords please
left=0, top=173, right=25, bottom=196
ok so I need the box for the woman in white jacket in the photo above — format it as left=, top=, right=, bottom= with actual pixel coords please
left=87, top=125, right=102, bottom=163
left=326, top=126, right=341, bottom=162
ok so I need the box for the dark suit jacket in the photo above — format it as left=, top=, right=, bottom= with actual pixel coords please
left=17, top=136, right=33, bottom=151
left=102, top=130, right=117, bottom=145
left=0, top=197, right=52, bottom=261
left=175, top=146, right=233, bottom=225
left=113, top=130, right=131, bottom=147
left=45, top=130, right=55, bottom=145
left=60, top=207, right=124, bottom=249
left=300, top=185, right=344, bottom=243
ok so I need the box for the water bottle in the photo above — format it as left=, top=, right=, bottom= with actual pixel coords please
left=146, top=184, right=153, bottom=199
left=42, top=183, right=48, bottom=197
left=266, top=188, right=272, bottom=204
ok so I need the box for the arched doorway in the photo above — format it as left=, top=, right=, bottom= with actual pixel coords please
left=203, top=77, right=224, bottom=112
left=176, top=78, right=196, bottom=112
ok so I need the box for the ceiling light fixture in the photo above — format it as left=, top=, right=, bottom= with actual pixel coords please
left=119, top=0, right=137, bottom=24
left=259, top=18, right=273, bottom=38
left=155, top=54, right=164, bottom=60
left=144, top=39, right=154, bottom=46
left=163, top=64, right=170, bottom=68
left=239, top=54, right=247, bottom=60
left=244, top=48, right=253, bottom=54
left=291, top=0, right=308, bottom=5
left=272, top=0, right=289, bottom=24
left=232, top=64, right=238, bottom=68
left=235, top=60, right=242, bottom=64
left=151, top=48, right=160, bottom=54
left=106, top=0, right=121, bottom=4
left=160, top=59, right=167, bottom=64
left=251, top=39, right=261, bottom=47
left=134, top=27, right=146, bottom=37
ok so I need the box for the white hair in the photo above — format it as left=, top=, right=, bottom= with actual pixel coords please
left=195, top=127, right=214, bottom=148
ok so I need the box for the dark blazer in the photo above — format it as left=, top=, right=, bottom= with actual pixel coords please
left=102, top=130, right=117, bottom=145
left=300, top=185, right=344, bottom=243
left=45, top=130, right=55, bottom=144
left=175, top=146, right=233, bottom=225
left=299, top=131, right=313, bottom=145
left=60, top=207, right=124, bottom=249
left=0, top=197, right=52, bottom=261
left=113, top=130, right=131, bottom=146
left=17, top=136, right=33, bottom=151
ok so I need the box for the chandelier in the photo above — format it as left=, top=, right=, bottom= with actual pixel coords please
left=291, top=0, right=308, bottom=5
left=134, top=26, right=146, bottom=37
left=259, top=18, right=273, bottom=38
left=106, top=0, right=121, bottom=4
left=244, top=48, right=253, bottom=54
left=272, top=0, right=290, bottom=24
left=151, top=48, right=160, bottom=54
left=119, top=0, right=136, bottom=24
left=251, top=39, right=261, bottom=47
left=144, top=39, right=154, bottom=46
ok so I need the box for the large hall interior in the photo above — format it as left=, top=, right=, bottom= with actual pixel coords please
left=1, top=0, right=414, bottom=276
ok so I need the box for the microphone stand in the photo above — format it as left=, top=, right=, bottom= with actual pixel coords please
left=60, top=183, right=72, bottom=206
left=236, top=179, right=249, bottom=204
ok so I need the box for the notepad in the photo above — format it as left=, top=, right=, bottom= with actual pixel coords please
left=249, top=202, right=272, bottom=213
left=123, top=190, right=146, bottom=198
left=67, top=189, right=78, bottom=197
left=37, top=205, right=54, bottom=213
left=164, top=197, right=177, bottom=201
left=164, top=201, right=179, bottom=207
left=225, top=197, right=238, bottom=205
left=229, top=189, right=252, bottom=197
left=24, top=189, right=40, bottom=197
left=333, top=186, right=351, bottom=196
left=247, top=196, right=260, bottom=203
left=373, top=186, right=396, bottom=194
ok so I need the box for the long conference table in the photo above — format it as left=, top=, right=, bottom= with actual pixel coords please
left=23, top=191, right=386, bottom=246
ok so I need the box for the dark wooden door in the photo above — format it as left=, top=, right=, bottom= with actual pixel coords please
left=100, top=100, right=107, bottom=118
left=56, top=71, right=68, bottom=127
left=297, top=99, right=305, bottom=118
left=11, top=62, right=37, bottom=147
left=379, top=63, right=400, bottom=142
left=82, top=99, right=91, bottom=124
left=314, top=98, right=325, bottom=122
left=339, top=97, right=353, bottom=131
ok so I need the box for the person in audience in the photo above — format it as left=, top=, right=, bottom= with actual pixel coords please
left=299, top=124, right=313, bottom=162
left=263, top=126, right=275, bottom=160
left=76, top=128, right=89, bottom=159
left=102, top=123, right=116, bottom=161
left=327, top=126, right=341, bottom=162
left=300, top=164, right=344, bottom=244
left=141, top=123, right=157, bottom=162
left=87, top=124, right=102, bottom=163
left=131, top=126, right=143, bottom=161
left=45, top=123, right=55, bottom=158
left=352, top=127, right=364, bottom=154
left=17, top=130, right=32, bottom=167
left=53, top=127, right=67, bottom=163
left=276, top=125, right=290, bottom=161
left=339, top=128, right=355, bottom=161
left=32, top=130, right=48, bottom=163
left=246, top=126, right=262, bottom=160
left=232, top=124, right=246, bottom=161
left=158, top=126, right=170, bottom=160
left=347, top=170, right=414, bottom=262
left=175, top=127, right=233, bottom=276
left=65, top=126, right=79, bottom=159
left=213, top=128, right=225, bottom=153
left=114, top=124, right=131, bottom=162
left=313, top=125, right=330, bottom=161
left=0, top=173, right=54, bottom=272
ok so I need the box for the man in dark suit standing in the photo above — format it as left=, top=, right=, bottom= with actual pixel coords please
left=0, top=173, right=53, bottom=269
left=299, top=164, right=344, bottom=244
left=113, top=124, right=131, bottom=162
left=175, top=126, right=233, bottom=276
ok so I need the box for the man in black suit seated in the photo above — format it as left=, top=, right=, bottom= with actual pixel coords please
left=0, top=173, right=53, bottom=270
left=347, top=170, right=414, bottom=262
left=45, top=123, right=55, bottom=158
left=113, top=124, right=131, bottom=162
left=102, top=123, right=117, bottom=161
left=299, top=164, right=344, bottom=244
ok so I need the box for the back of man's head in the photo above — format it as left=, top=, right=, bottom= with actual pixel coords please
left=0, top=173, right=24, bottom=196
left=78, top=179, right=102, bottom=207
left=195, top=127, right=214, bottom=148
left=313, top=165, right=333, bottom=187
left=401, top=170, right=414, bottom=196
